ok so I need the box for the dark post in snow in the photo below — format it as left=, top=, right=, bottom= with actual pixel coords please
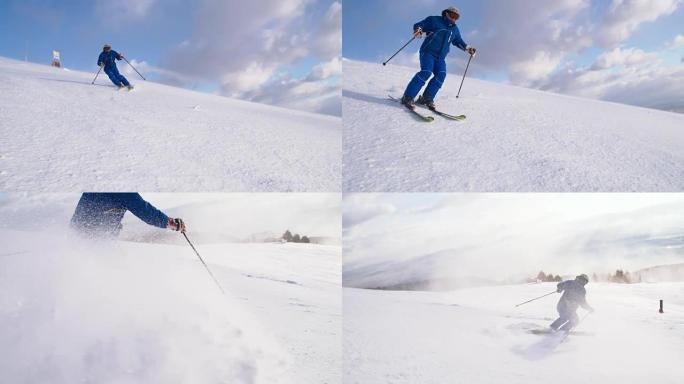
left=659, top=300, right=664, bottom=313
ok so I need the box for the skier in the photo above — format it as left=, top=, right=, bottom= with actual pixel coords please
left=97, top=44, right=133, bottom=90
left=70, top=193, right=185, bottom=238
left=401, top=6, right=477, bottom=109
left=550, top=274, right=594, bottom=332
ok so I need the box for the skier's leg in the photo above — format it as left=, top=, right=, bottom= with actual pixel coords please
left=559, top=311, right=578, bottom=331
left=424, top=57, right=447, bottom=100
left=403, top=53, right=435, bottom=99
left=112, top=66, right=131, bottom=87
left=104, top=68, right=122, bottom=87
left=550, top=316, right=567, bottom=330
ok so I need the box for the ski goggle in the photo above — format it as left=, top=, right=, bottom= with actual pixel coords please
left=446, top=11, right=460, bottom=19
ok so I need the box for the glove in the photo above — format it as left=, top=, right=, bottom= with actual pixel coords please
left=168, top=218, right=186, bottom=232
left=466, top=46, right=477, bottom=56
left=414, top=27, right=423, bottom=38
left=99, top=63, right=104, bottom=68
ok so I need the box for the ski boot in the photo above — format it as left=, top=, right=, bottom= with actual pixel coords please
left=416, top=94, right=436, bottom=109
left=400, top=95, right=415, bottom=108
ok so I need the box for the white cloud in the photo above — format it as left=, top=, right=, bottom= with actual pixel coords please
left=311, top=1, right=342, bottom=60
left=597, top=0, right=681, bottom=48
left=343, top=194, right=396, bottom=228
left=466, top=0, right=683, bottom=111
left=343, top=194, right=684, bottom=286
left=539, top=45, right=684, bottom=112
left=667, top=34, right=684, bottom=49
left=95, top=0, right=157, bottom=19
left=161, top=0, right=341, bottom=115
left=307, top=56, right=342, bottom=81
left=510, top=51, right=565, bottom=84
left=591, top=46, right=652, bottom=69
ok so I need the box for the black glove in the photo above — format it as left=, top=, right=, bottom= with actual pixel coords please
left=466, top=46, right=477, bottom=56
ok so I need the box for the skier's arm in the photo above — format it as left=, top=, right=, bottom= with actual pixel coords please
left=97, top=53, right=104, bottom=67
left=121, top=193, right=169, bottom=229
left=112, top=50, right=123, bottom=60
left=557, top=281, right=568, bottom=292
left=413, top=17, right=434, bottom=35
left=451, top=27, right=468, bottom=51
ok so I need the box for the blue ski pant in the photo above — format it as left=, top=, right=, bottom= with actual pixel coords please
left=104, top=66, right=130, bottom=87
left=404, top=53, right=447, bottom=100
left=550, top=305, right=579, bottom=331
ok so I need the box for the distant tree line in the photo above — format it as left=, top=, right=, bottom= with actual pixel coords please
left=282, top=230, right=310, bottom=243
left=589, top=270, right=643, bottom=283
left=534, top=271, right=562, bottom=282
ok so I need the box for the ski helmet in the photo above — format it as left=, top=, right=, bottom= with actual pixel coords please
left=444, top=7, right=460, bottom=16
left=103, top=44, right=112, bottom=50
left=576, top=274, right=589, bottom=284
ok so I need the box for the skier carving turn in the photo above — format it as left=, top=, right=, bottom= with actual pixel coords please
left=97, top=44, right=134, bottom=90
left=550, top=274, right=595, bottom=332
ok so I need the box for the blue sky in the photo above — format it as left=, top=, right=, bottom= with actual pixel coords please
left=0, top=0, right=341, bottom=115
left=343, top=0, right=684, bottom=112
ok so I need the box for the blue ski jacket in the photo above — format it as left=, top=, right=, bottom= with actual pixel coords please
left=414, top=12, right=468, bottom=59
left=97, top=50, right=123, bottom=70
left=556, top=280, right=590, bottom=312
left=70, top=193, right=169, bottom=237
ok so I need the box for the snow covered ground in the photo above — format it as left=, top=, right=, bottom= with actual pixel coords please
left=0, top=194, right=341, bottom=383
left=342, top=59, right=684, bottom=192
left=344, top=283, right=684, bottom=384
left=0, top=57, right=341, bottom=191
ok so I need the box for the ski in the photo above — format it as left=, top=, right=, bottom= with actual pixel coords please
left=418, top=105, right=466, bottom=121
left=388, top=95, right=434, bottom=122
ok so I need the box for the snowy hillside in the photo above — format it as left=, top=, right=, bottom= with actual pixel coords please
left=342, top=59, right=684, bottom=192
left=0, top=195, right=341, bottom=383
left=0, top=57, right=341, bottom=191
left=344, top=283, right=684, bottom=384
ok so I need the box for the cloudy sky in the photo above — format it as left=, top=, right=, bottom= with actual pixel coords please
left=343, top=194, right=684, bottom=286
left=0, top=0, right=341, bottom=116
left=344, top=0, right=684, bottom=113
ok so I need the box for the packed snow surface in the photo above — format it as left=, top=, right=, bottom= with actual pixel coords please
left=344, top=283, right=684, bottom=384
left=0, top=197, right=341, bottom=383
left=342, top=59, right=684, bottom=192
left=0, top=57, right=341, bottom=191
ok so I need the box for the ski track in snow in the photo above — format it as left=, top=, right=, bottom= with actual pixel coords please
left=344, top=283, right=684, bottom=384
left=343, top=59, right=684, bottom=192
left=0, top=57, right=341, bottom=191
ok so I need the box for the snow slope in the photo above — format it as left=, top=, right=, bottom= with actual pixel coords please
left=0, top=57, right=341, bottom=191
left=344, top=283, right=684, bottom=384
left=343, top=59, right=684, bottom=192
left=0, top=196, right=341, bottom=383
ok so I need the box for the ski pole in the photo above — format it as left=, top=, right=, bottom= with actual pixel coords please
left=514, top=290, right=557, bottom=307
left=456, top=53, right=473, bottom=98
left=122, top=57, right=146, bottom=80
left=383, top=36, right=416, bottom=66
left=91, top=66, right=102, bottom=84
left=182, top=231, right=225, bottom=295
